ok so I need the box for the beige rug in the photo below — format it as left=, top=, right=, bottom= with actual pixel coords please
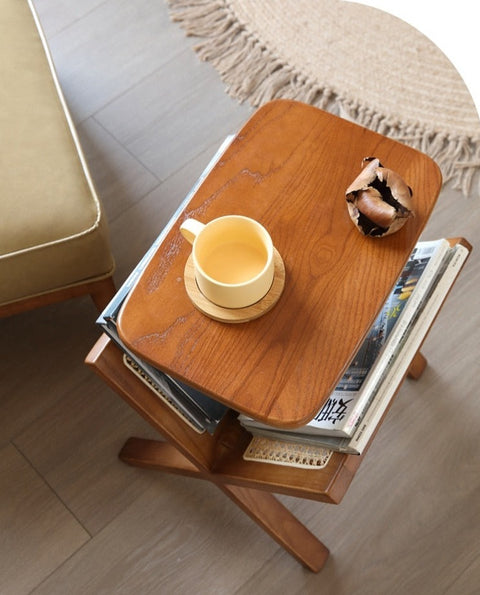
left=167, top=0, right=480, bottom=196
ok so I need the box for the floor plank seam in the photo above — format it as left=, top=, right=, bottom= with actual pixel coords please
left=90, top=114, right=164, bottom=188
left=11, top=441, right=94, bottom=540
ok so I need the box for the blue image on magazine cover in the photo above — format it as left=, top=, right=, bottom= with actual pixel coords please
left=335, top=249, right=431, bottom=392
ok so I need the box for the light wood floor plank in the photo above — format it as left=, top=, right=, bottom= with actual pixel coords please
left=41, top=0, right=189, bottom=123
left=94, top=47, right=252, bottom=180
left=30, top=476, right=285, bottom=594
left=14, top=377, right=159, bottom=536
left=0, top=444, right=89, bottom=595
left=0, top=298, right=101, bottom=446
left=32, top=0, right=108, bottom=37
left=77, top=117, right=160, bottom=223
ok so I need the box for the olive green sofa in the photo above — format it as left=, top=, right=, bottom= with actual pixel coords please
left=0, top=0, right=115, bottom=317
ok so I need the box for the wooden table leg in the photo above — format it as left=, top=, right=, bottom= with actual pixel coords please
left=221, top=484, right=329, bottom=572
left=119, top=436, right=329, bottom=572
left=119, top=437, right=203, bottom=478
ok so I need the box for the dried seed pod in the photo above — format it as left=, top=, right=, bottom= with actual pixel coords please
left=346, top=157, right=414, bottom=237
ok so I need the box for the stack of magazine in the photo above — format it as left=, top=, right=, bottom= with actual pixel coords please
left=96, top=138, right=236, bottom=434
left=239, top=237, right=469, bottom=455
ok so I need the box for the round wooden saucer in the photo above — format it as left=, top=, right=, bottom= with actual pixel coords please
left=184, top=248, right=285, bottom=323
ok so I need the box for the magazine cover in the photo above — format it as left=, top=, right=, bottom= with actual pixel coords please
left=313, top=241, right=440, bottom=431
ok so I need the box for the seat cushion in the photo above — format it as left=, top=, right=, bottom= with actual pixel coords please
left=0, top=0, right=114, bottom=305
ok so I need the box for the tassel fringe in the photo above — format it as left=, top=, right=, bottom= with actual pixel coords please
left=167, top=0, right=480, bottom=196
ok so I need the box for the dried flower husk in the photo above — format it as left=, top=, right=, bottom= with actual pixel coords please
left=346, top=157, right=414, bottom=237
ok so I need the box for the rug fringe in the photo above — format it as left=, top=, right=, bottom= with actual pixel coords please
left=167, top=0, right=479, bottom=196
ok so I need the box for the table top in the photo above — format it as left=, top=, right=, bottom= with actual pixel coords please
left=117, top=100, right=441, bottom=428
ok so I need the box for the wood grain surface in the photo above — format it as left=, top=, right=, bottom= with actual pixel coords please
left=117, top=100, right=442, bottom=427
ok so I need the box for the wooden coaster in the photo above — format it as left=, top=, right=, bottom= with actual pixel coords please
left=184, top=249, right=285, bottom=323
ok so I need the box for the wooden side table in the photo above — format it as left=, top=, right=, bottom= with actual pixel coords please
left=86, top=101, right=466, bottom=572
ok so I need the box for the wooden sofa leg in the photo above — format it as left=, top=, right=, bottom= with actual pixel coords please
left=90, top=277, right=117, bottom=312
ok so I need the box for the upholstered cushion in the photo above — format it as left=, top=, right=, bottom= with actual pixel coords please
left=0, top=0, right=114, bottom=305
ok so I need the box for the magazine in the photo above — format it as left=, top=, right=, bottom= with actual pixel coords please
left=239, top=239, right=451, bottom=439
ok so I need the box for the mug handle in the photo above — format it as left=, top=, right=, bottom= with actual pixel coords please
left=180, top=218, right=205, bottom=245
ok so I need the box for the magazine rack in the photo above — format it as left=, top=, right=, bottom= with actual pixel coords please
left=86, top=101, right=470, bottom=571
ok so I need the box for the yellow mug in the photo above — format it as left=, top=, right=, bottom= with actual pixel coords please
left=180, top=215, right=275, bottom=308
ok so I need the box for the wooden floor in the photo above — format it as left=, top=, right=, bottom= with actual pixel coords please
left=2, top=1, right=479, bottom=593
